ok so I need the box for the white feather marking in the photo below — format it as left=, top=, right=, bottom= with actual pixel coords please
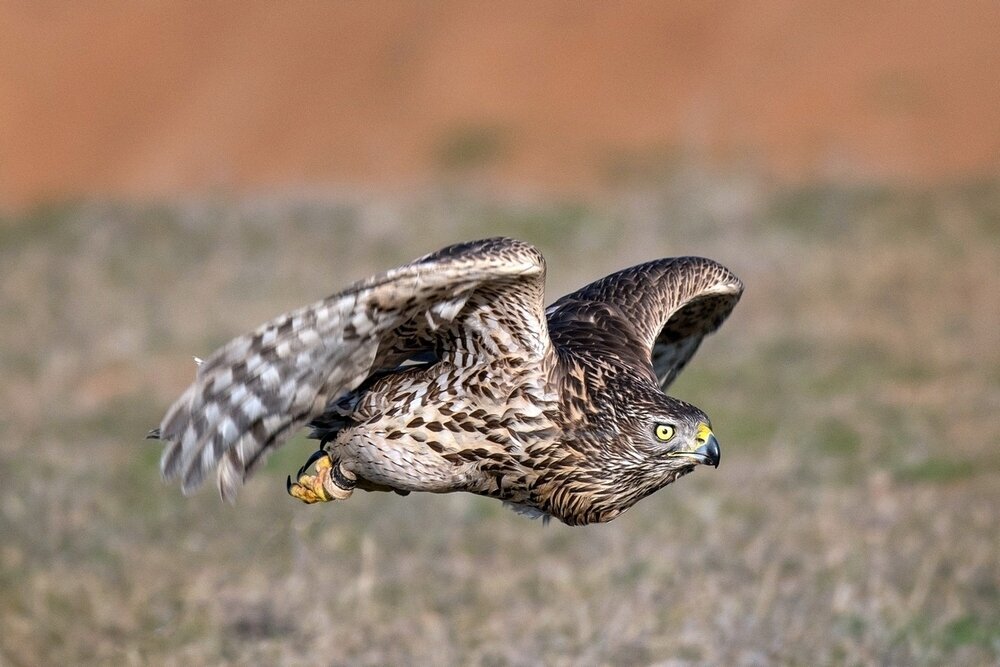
left=218, top=417, right=238, bottom=443
left=229, top=384, right=247, bottom=405
left=263, top=415, right=282, bottom=434
left=213, top=367, right=233, bottom=392
left=351, top=312, right=373, bottom=335
left=241, top=394, right=266, bottom=421
left=244, top=353, right=264, bottom=375
left=298, top=328, right=320, bottom=346
left=313, top=307, right=330, bottom=324
left=260, top=366, right=281, bottom=389
left=276, top=375, right=298, bottom=398
left=236, top=432, right=248, bottom=464
left=217, top=457, right=239, bottom=497
left=203, top=401, right=220, bottom=424
left=201, top=441, right=217, bottom=470
left=431, top=297, right=465, bottom=323
left=292, top=382, right=313, bottom=405
left=181, top=423, right=198, bottom=453
left=509, top=402, right=542, bottom=419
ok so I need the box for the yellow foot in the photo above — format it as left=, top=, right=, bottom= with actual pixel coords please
left=286, top=451, right=356, bottom=504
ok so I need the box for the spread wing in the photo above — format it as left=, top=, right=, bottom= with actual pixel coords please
left=546, top=257, right=743, bottom=390
left=154, top=237, right=548, bottom=499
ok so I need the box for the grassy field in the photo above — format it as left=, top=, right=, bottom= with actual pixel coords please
left=1, top=176, right=998, bottom=665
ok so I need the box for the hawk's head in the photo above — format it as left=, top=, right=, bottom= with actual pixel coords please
left=589, top=382, right=721, bottom=518
left=619, top=386, right=719, bottom=464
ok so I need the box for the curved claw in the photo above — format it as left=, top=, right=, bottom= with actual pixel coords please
left=296, top=449, right=329, bottom=479
left=287, top=450, right=351, bottom=504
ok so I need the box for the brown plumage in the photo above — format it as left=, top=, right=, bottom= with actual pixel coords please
left=151, top=238, right=743, bottom=525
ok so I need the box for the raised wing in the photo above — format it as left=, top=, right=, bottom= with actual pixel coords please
left=154, top=237, right=547, bottom=499
left=546, top=257, right=743, bottom=390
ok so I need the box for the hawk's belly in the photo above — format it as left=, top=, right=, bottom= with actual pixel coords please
left=340, top=426, right=486, bottom=493
left=336, top=357, right=557, bottom=499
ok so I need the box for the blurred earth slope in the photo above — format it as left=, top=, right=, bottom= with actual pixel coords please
left=2, top=2, right=999, bottom=209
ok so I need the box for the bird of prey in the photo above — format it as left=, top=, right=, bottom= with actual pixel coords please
left=151, top=237, right=743, bottom=525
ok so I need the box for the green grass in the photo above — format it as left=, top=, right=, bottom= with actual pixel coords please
left=940, top=615, right=1000, bottom=651
left=1, top=179, right=999, bottom=664
left=894, top=458, right=980, bottom=484
left=814, top=417, right=862, bottom=457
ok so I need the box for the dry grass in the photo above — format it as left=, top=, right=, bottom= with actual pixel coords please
left=1, top=176, right=998, bottom=665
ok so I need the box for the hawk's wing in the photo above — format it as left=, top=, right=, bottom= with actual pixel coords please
left=546, top=257, right=743, bottom=390
left=155, top=237, right=547, bottom=499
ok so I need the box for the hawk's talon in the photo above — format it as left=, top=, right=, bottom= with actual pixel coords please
left=296, top=448, right=328, bottom=479
left=286, top=453, right=353, bottom=504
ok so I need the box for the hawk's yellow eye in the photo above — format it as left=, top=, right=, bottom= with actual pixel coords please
left=654, top=424, right=676, bottom=442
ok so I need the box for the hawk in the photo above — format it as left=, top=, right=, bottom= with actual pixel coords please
left=151, top=237, right=743, bottom=525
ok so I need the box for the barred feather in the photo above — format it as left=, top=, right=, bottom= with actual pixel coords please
left=156, top=238, right=546, bottom=500
left=547, top=257, right=743, bottom=390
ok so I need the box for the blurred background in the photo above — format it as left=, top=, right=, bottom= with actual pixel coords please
left=1, top=3, right=998, bottom=664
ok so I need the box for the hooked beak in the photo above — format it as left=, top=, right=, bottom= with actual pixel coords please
left=694, top=432, right=721, bottom=468
left=670, top=422, right=721, bottom=468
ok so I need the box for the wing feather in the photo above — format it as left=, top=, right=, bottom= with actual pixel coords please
left=156, top=237, right=547, bottom=499
left=546, top=256, right=743, bottom=390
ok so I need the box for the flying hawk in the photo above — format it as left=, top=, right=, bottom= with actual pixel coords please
left=151, top=237, right=743, bottom=525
